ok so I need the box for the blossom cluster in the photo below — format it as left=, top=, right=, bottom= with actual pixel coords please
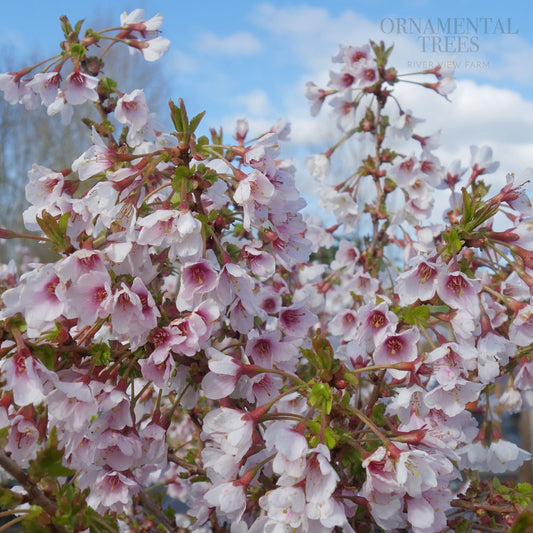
left=0, top=12, right=531, bottom=533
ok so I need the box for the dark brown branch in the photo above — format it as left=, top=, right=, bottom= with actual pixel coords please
left=137, top=491, right=179, bottom=532
left=0, top=451, right=67, bottom=533
left=450, top=498, right=515, bottom=514
left=167, top=452, right=204, bottom=476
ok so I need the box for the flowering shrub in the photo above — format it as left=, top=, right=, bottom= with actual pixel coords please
left=0, top=9, right=532, bottom=533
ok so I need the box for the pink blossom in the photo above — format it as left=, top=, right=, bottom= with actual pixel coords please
left=47, top=372, right=98, bottom=434
left=83, top=470, right=140, bottom=515
left=258, top=486, right=307, bottom=529
left=306, top=153, right=330, bottom=181
left=64, top=271, right=112, bottom=326
left=26, top=71, right=62, bottom=106
left=131, top=36, right=171, bottom=62
left=329, top=308, right=358, bottom=340
left=470, top=145, right=499, bottom=175
left=5, top=415, right=39, bottom=467
left=120, top=9, right=164, bottom=35
left=1, top=353, right=48, bottom=406
left=436, top=271, right=481, bottom=311
left=396, top=257, right=439, bottom=305
left=64, top=70, right=98, bottom=105
left=509, top=305, right=533, bottom=346
left=305, top=82, right=329, bottom=116
left=176, top=259, right=218, bottom=311
left=202, top=347, right=243, bottom=399
left=170, top=299, right=220, bottom=356
left=424, top=378, right=484, bottom=417
left=279, top=303, right=317, bottom=339
left=94, top=429, right=143, bottom=471
left=373, top=328, right=420, bottom=376
left=358, top=301, right=398, bottom=350
left=115, top=89, right=149, bottom=131
left=71, top=128, right=117, bottom=181
left=139, top=351, right=175, bottom=391
left=201, top=407, right=254, bottom=461
left=0, top=72, right=32, bottom=105
left=204, top=481, right=247, bottom=523
left=305, top=445, right=339, bottom=503
left=243, top=244, right=276, bottom=280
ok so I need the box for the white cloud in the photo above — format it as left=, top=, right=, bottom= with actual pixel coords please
left=166, top=49, right=198, bottom=74
left=234, top=90, right=272, bottom=117
left=195, top=31, right=261, bottom=56
left=244, top=4, right=533, bottom=182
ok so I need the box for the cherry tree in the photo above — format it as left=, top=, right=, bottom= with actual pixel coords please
left=0, top=8, right=532, bottom=533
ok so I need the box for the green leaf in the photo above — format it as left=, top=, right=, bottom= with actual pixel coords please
left=443, top=227, right=464, bottom=254
left=172, top=165, right=193, bottom=192
left=59, top=15, right=74, bottom=38
left=323, top=427, right=337, bottom=449
left=510, top=510, right=533, bottom=532
left=189, top=110, right=206, bottom=134
left=28, top=428, right=75, bottom=480
left=69, top=43, right=87, bottom=60
left=306, top=420, right=321, bottom=433
left=461, top=187, right=472, bottom=225
left=371, top=403, right=387, bottom=426
left=89, top=342, right=111, bottom=364
left=32, top=344, right=56, bottom=370
left=169, top=99, right=184, bottom=132
left=308, top=383, right=333, bottom=414
left=0, top=487, right=24, bottom=510
left=100, top=76, right=117, bottom=93
left=311, top=334, right=334, bottom=371
left=402, top=305, right=430, bottom=326
left=74, top=19, right=85, bottom=35
left=36, top=212, right=72, bottom=253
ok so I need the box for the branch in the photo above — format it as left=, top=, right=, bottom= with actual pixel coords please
left=137, top=491, right=179, bottom=532
left=0, top=451, right=67, bottom=533
left=450, top=498, right=515, bottom=514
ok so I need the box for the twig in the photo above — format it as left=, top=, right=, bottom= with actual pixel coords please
left=137, top=491, right=179, bottom=532
left=0, top=451, right=67, bottom=533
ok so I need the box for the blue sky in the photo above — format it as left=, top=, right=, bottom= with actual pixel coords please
left=1, top=0, right=532, bottom=210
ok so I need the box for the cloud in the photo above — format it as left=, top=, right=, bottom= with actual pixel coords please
left=234, top=90, right=272, bottom=117
left=195, top=31, right=262, bottom=56
left=165, top=49, right=198, bottom=75
left=243, top=4, right=533, bottom=179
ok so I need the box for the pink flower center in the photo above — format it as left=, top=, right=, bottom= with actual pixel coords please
left=151, top=329, right=169, bottom=346
left=15, top=355, right=26, bottom=374
left=386, top=337, right=403, bottom=355
left=191, top=267, right=207, bottom=285
left=79, top=255, right=99, bottom=268
left=117, top=292, right=132, bottom=309
left=282, top=309, right=303, bottom=325
left=138, top=294, right=149, bottom=312
left=122, top=100, right=138, bottom=112
left=69, top=72, right=85, bottom=87
left=93, top=287, right=108, bottom=303
left=341, top=73, right=355, bottom=87
left=45, top=73, right=61, bottom=89
left=369, top=311, right=386, bottom=329
left=343, top=313, right=356, bottom=326
left=400, top=159, right=415, bottom=173
left=254, top=339, right=271, bottom=358
left=417, top=263, right=436, bottom=283
left=44, top=178, right=59, bottom=193
left=364, top=68, right=376, bottom=81
left=352, top=51, right=367, bottom=63
left=262, top=298, right=276, bottom=312
left=446, top=275, right=468, bottom=295
left=46, top=278, right=59, bottom=294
